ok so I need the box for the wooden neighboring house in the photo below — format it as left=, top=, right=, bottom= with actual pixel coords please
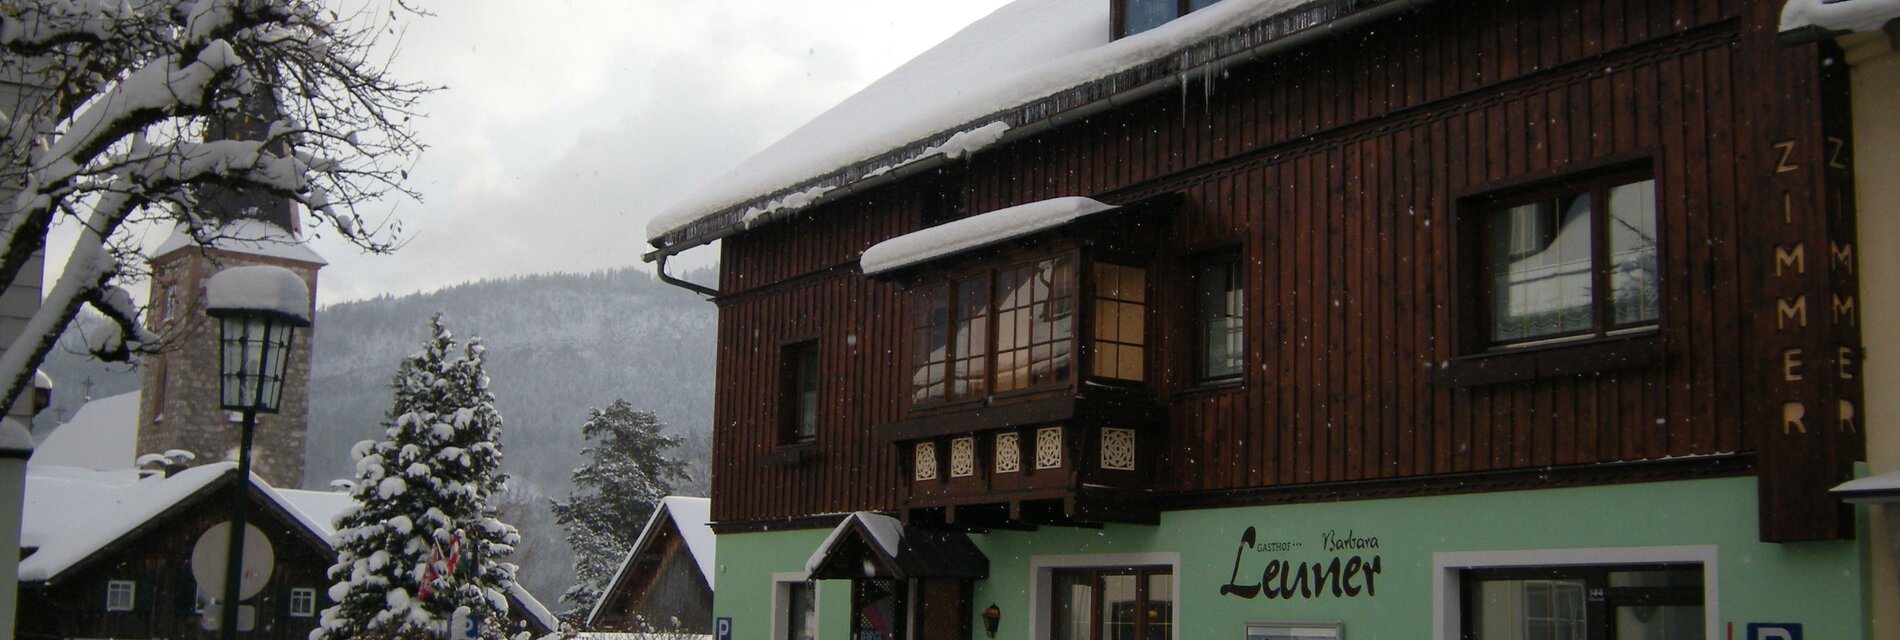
left=13, top=462, right=555, bottom=640
left=642, top=0, right=1874, bottom=637
left=587, top=497, right=715, bottom=635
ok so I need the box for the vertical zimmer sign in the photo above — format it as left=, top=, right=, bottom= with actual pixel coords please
left=1757, top=47, right=1862, bottom=543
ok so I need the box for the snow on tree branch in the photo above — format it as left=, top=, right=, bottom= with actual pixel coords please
left=0, top=0, right=433, bottom=414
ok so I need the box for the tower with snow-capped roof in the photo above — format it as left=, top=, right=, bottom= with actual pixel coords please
left=136, top=88, right=324, bottom=489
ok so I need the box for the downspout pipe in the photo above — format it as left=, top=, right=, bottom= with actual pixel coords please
left=656, top=253, right=718, bottom=299
left=642, top=0, right=1438, bottom=277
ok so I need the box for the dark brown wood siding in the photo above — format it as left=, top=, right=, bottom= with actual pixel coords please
left=15, top=482, right=334, bottom=640
left=707, top=0, right=1855, bottom=536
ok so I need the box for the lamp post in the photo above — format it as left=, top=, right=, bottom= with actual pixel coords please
left=205, top=265, right=310, bottom=640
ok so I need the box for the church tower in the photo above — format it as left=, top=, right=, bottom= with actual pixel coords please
left=136, top=89, right=324, bottom=488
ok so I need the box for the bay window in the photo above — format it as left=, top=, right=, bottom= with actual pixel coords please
left=911, top=253, right=1154, bottom=407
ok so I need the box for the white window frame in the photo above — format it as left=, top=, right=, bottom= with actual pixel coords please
left=288, top=587, right=317, bottom=617
left=770, top=571, right=818, bottom=640
left=1431, top=545, right=1718, bottom=640
left=1245, top=621, right=1343, bottom=639
left=105, top=579, right=136, bottom=612
left=1029, top=551, right=1180, bottom=640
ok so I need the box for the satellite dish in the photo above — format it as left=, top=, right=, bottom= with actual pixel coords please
left=190, top=522, right=275, bottom=601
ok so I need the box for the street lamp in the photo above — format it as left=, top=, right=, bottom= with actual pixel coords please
left=205, top=265, right=310, bottom=640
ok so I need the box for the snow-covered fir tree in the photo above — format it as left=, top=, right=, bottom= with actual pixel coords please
left=317, top=315, right=522, bottom=640
left=550, top=399, right=689, bottom=620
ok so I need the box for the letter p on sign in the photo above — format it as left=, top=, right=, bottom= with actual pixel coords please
left=715, top=617, right=732, bottom=640
left=1747, top=623, right=1801, bottom=640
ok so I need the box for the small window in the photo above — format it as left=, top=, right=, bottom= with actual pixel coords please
left=782, top=341, right=820, bottom=445
left=289, top=587, right=317, bottom=617
left=1463, top=564, right=1703, bottom=640
left=1473, top=172, right=1658, bottom=348
left=1091, top=263, right=1148, bottom=381
left=106, top=580, right=136, bottom=612
left=1117, top=0, right=1224, bottom=38
left=783, top=581, right=817, bottom=640
left=1193, top=254, right=1244, bottom=382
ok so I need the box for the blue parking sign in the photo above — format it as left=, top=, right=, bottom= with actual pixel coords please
left=715, top=617, right=732, bottom=640
left=1746, top=623, right=1801, bottom=640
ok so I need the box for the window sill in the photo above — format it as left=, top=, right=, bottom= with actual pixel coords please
left=765, top=443, right=819, bottom=466
left=1174, top=378, right=1244, bottom=399
left=1439, top=332, right=1661, bottom=388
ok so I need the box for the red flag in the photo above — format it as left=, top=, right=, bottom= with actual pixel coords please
left=420, top=541, right=445, bottom=600
left=418, top=562, right=437, bottom=600
left=447, top=532, right=462, bottom=577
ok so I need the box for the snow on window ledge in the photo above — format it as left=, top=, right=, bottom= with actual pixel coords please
left=1781, top=0, right=1900, bottom=34
left=860, top=196, right=1119, bottom=276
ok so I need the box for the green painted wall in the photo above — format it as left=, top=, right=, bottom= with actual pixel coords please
left=711, top=477, right=1867, bottom=639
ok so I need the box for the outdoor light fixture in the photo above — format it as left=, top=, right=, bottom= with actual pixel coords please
left=204, top=264, right=310, bottom=640
left=208, top=267, right=310, bottom=412
left=982, top=603, right=1001, bottom=638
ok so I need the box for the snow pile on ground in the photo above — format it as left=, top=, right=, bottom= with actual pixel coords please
left=30, top=390, right=140, bottom=471
left=861, top=197, right=1118, bottom=275
left=1782, top=0, right=1900, bottom=33
left=648, top=0, right=1316, bottom=241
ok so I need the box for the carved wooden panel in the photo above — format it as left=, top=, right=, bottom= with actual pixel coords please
left=950, top=437, right=976, bottom=478
left=996, top=432, right=1021, bottom=474
left=1035, top=427, right=1063, bottom=470
left=915, top=442, right=938, bottom=481
left=1101, top=428, right=1136, bottom=471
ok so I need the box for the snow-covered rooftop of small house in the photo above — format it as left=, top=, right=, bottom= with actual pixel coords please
left=861, top=197, right=1118, bottom=275
left=206, top=264, right=312, bottom=322
left=588, top=496, right=716, bottom=626
left=20, top=463, right=246, bottom=581
left=1782, top=0, right=1900, bottom=33
left=154, top=217, right=327, bottom=265
left=805, top=511, right=906, bottom=574
left=646, top=0, right=1352, bottom=246
left=30, top=390, right=139, bottom=471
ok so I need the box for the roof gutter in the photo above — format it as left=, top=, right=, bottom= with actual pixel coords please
left=642, top=0, right=1439, bottom=272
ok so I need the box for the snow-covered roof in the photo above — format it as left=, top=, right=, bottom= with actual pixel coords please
left=1782, top=0, right=1900, bottom=33
left=1833, top=470, right=1900, bottom=503
left=509, top=583, right=558, bottom=632
left=154, top=217, right=327, bottom=265
left=19, top=463, right=234, bottom=581
left=806, top=512, right=905, bottom=574
left=646, top=0, right=1385, bottom=251
left=206, top=264, right=313, bottom=323
left=1, top=418, right=33, bottom=454
left=861, top=197, right=1119, bottom=275
left=588, top=496, right=716, bottom=627
left=30, top=390, right=140, bottom=470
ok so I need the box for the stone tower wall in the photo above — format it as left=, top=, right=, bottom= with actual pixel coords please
left=138, top=247, right=318, bottom=488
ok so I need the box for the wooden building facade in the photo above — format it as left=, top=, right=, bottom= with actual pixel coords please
left=646, top=0, right=1873, bottom=637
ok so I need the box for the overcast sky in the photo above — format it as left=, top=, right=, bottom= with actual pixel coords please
left=53, top=0, right=1012, bottom=305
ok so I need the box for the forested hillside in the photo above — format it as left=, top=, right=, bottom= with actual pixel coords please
left=305, top=267, right=717, bottom=602
left=36, top=266, right=719, bottom=607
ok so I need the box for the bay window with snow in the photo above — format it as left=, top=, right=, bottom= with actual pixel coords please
left=907, top=250, right=1161, bottom=408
